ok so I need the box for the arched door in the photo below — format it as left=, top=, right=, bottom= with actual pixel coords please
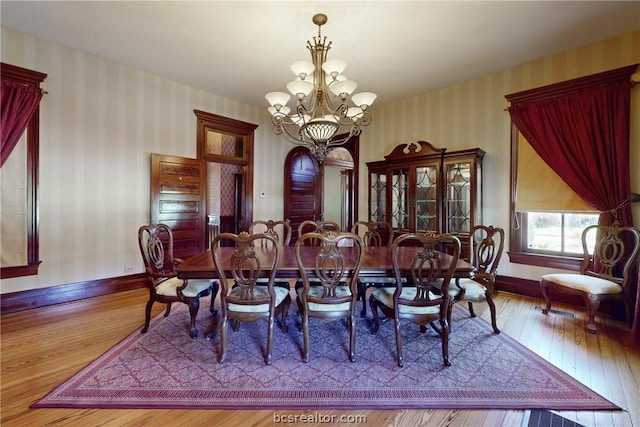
left=284, top=135, right=359, bottom=244
left=284, top=147, right=321, bottom=244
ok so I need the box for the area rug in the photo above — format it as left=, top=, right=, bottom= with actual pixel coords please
left=32, top=299, right=620, bottom=410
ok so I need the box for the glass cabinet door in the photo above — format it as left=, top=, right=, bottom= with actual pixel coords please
left=415, top=165, right=439, bottom=232
left=445, top=162, right=472, bottom=234
left=369, top=171, right=387, bottom=223
left=391, top=168, right=409, bottom=229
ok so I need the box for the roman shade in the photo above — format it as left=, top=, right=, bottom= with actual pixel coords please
left=515, top=132, right=594, bottom=213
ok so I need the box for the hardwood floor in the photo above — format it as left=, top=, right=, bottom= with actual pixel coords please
left=1, top=289, right=639, bottom=426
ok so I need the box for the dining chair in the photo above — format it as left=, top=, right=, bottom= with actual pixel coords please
left=295, top=231, right=364, bottom=362
left=138, top=224, right=217, bottom=338
left=436, top=225, right=504, bottom=333
left=540, top=224, right=640, bottom=334
left=249, top=219, right=292, bottom=289
left=212, top=231, right=291, bottom=365
left=295, top=220, right=343, bottom=289
left=369, top=233, right=461, bottom=367
left=351, top=220, right=400, bottom=317
left=297, top=220, right=340, bottom=246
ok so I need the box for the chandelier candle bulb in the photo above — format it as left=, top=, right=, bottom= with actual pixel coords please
left=265, top=13, right=376, bottom=163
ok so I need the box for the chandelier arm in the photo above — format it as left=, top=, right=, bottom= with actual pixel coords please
left=326, top=126, right=361, bottom=149
left=355, top=111, right=372, bottom=127
left=272, top=116, right=317, bottom=148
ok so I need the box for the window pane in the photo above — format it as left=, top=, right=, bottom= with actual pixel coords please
left=563, top=213, right=599, bottom=254
left=527, top=212, right=562, bottom=251
left=526, top=212, right=599, bottom=254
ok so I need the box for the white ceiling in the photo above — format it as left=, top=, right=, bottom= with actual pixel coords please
left=2, top=1, right=639, bottom=108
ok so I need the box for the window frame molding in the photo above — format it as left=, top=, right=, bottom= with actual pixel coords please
left=505, top=65, right=638, bottom=270
left=0, top=63, right=47, bottom=279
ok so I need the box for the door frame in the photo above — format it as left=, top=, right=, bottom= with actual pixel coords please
left=195, top=110, right=257, bottom=237
left=283, top=135, right=359, bottom=238
left=325, top=134, right=359, bottom=230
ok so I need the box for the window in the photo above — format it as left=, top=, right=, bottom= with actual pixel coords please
left=0, top=63, right=46, bottom=279
left=524, top=212, right=599, bottom=255
left=506, top=65, right=636, bottom=270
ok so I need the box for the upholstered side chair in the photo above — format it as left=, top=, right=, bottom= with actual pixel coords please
left=297, top=220, right=340, bottom=246
left=438, top=225, right=504, bottom=333
left=212, top=231, right=290, bottom=365
left=369, top=233, right=461, bottom=367
left=138, top=224, right=217, bottom=338
left=249, top=219, right=292, bottom=289
left=295, top=231, right=364, bottom=363
left=540, top=224, right=640, bottom=334
left=351, top=220, right=400, bottom=317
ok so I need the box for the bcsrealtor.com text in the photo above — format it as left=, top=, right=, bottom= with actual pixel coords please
left=273, top=412, right=368, bottom=424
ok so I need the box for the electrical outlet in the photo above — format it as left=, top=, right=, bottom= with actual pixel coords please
left=124, top=266, right=135, bottom=273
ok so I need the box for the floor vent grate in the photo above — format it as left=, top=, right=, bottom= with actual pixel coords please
left=534, top=305, right=576, bottom=318
left=525, top=409, right=585, bottom=427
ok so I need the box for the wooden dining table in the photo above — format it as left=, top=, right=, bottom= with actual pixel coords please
left=177, top=245, right=474, bottom=280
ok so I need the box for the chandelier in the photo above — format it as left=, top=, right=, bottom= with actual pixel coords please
left=265, top=13, right=377, bottom=163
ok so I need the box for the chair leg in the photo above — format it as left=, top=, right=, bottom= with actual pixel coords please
left=446, top=303, right=454, bottom=332
left=186, top=297, right=200, bottom=338
left=584, top=293, right=601, bottom=334
left=540, top=279, right=553, bottom=314
left=467, top=301, right=476, bottom=318
left=164, top=303, right=172, bottom=317
left=302, top=311, right=310, bottom=363
left=486, top=295, right=500, bottom=334
left=266, top=316, right=274, bottom=365
left=278, top=297, right=290, bottom=333
left=358, top=280, right=368, bottom=317
left=440, top=318, right=451, bottom=367
left=209, top=281, right=219, bottom=316
left=141, top=298, right=154, bottom=333
left=369, top=295, right=381, bottom=333
left=218, top=311, right=228, bottom=363
left=349, top=312, right=356, bottom=363
left=394, top=317, right=404, bottom=368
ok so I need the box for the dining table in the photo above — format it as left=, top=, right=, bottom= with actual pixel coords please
left=178, top=245, right=474, bottom=339
left=177, top=245, right=474, bottom=280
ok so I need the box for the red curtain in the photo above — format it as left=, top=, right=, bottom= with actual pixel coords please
left=1, top=80, right=43, bottom=167
left=509, top=82, right=640, bottom=341
left=509, top=83, right=632, bottom=226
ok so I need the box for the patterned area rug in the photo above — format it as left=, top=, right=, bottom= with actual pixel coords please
left=32, top=298, right=620, bottom=410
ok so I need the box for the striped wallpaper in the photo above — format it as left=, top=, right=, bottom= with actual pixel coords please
left=361, top=30, right=640, bottom=280
left=0, top=26, right=290, bottom=293
left=1, top=26, right=638, bottom=293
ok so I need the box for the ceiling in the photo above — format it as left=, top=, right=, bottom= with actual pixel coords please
left=2, top=1, right=639, bottom=109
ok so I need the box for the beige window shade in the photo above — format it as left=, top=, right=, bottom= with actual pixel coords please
left=515, top=132, right=595, bottom=213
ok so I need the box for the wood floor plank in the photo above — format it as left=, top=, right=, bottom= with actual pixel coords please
left=2, top=289, right=638, bottom=426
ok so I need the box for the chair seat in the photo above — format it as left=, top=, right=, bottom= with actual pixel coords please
left=156, top=277, right=211, bottom=297
left=362, top=277, right=406, bottom=284
left=297, top=285, right=352, bottom=311
left=542, top=273, right=622, bottom=295
left=442, top=278, right=487, bottom=302
left=228, top=286, right=290, bottom=312
left=371, top=287, right=441, bottom=315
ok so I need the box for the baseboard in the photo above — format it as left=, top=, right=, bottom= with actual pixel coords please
left=0, top=274, right=146, bottom=314
left=0, top=273, right=618, bottom=317
left=496, top=274, right=585, bottom=307
left=496, top=274, right=626, bottom=320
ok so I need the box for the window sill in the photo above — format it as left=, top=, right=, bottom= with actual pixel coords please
left=1, top=261, right=41, bottom=279
left=507, top=251, right=582, bottom=271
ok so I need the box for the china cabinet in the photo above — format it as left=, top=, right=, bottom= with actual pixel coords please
left=367, top=141, right=484, bottom=259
